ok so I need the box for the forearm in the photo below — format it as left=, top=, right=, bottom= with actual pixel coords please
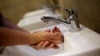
left=0, top=27, right=37, bottom=46
left=2, top=18, right=27, bottom=32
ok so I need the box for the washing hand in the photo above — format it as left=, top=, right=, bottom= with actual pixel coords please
left=31, top=26, right=64, bottom=50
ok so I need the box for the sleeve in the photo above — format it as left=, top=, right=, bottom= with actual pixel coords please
left=0, top=13, right=4, bottom=27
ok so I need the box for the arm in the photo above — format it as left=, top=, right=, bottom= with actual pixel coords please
left=0, top=27, right=63, bottom=48
left=0, top=17, right=53, bottom=48
left=2, top=18, right=27, bottom=32
left=0, top=27, right=37, bottom=46
left=0, top=16, right=37, bottom=46
left=0, top=16, right=63, bottom=49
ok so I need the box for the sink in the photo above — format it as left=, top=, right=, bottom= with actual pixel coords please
left=2, top=9, right=100, bottom=56
left=18, top=9, right=62, bottom=31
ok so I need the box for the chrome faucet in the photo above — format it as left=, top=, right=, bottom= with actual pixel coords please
left=41, top=8, right=80, bottom=32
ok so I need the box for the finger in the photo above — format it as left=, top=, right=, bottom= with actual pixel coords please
left=48, top=43, right=54, bottom=48
left=40, top=41, right=49, bottom=49
left=36, top=41, right=44, bottom=49
left=48, top=32, right=64, bottom=44
left=47, top=32, right=62, bottom=40
left=52, top=32, right=62, bottom=37
left=52, top=27, right=63, bottom=37
left=52, top=26, right=61, bottom=33
left=53, top=44, right=59, bottom=49
left=48, top=43, right=59, bottom=49
left=52, top=40, right=63, bottom=44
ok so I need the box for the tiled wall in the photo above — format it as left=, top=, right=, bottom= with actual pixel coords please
left=58, top=0, right=100, bottom=33
left=0, top=0, right=51, bottom=23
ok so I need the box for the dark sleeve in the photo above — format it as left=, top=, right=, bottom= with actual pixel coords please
left=0, top=14, right=4, bottom=27
left=0, top=13, right=27, bottom=32
left=0, top=13, right=5, bottom=54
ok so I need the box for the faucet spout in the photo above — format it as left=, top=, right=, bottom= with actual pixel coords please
left=41, top=16, right=80, bottom=32
left=41, top=8, right=80, bottom=32
left=41, top=16, right=70, bottom=24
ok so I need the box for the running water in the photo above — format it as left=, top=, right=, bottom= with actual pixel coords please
left=45, top=22, right=53, bottom=32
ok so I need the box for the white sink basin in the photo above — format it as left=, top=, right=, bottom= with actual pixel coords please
left=2, top=9, right=100, bottom=56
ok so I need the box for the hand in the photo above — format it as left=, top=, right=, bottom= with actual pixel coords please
left=31, top=26, right=64, bottom=50
left=50, top=26, right=64, bottom=44
left=30, top=40, right=59, bottom=50
left=31, top=26, right=63, bottom=44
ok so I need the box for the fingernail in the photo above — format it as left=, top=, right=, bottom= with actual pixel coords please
left=54, top=45, right=59, bottom=49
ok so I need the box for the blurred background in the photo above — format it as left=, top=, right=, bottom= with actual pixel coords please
left=0, top=0, right=100, bottom=33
